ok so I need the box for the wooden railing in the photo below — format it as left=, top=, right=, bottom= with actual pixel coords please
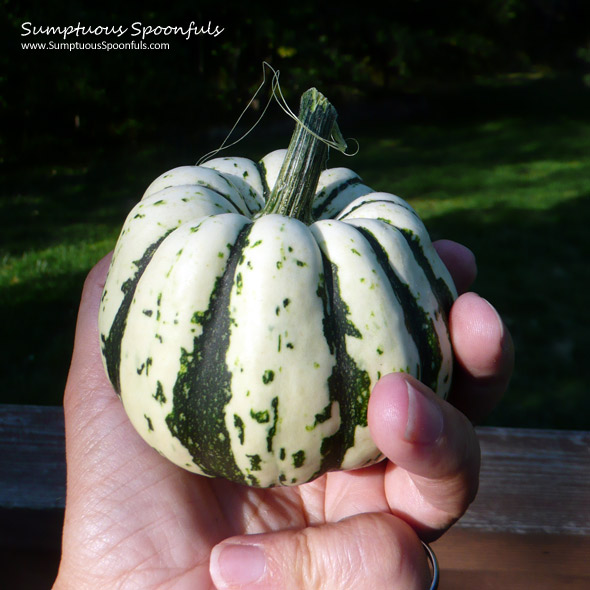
left=433, top=427, right=590, bottom=589
left=1, top=404, right=589, bottom=589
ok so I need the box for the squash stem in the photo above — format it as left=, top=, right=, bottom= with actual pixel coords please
left=262, top=88, right=338, bottom=224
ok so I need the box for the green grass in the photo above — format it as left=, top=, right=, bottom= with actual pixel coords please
left=345, top=118, right=590, bottom=430
left=2, top=79, right=589, bottom=429
left=0, top=146, right=175, bottom=406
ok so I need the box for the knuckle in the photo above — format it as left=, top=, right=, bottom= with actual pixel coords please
left=286, top=515, right=414, bottom=590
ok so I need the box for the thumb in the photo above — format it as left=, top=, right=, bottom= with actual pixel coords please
left=368, top=373, right=480, bottom=539
left=209, top=512, right=431, bottom=590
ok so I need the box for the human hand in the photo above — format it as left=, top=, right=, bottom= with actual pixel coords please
left=53, top=240, right=513, bottom=590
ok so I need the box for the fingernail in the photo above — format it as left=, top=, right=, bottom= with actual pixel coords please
left=214, top=544, right=266, bottom=587
left=481, top=296, right=505, bottom=340
left=405, top=381, right=444, bottom=444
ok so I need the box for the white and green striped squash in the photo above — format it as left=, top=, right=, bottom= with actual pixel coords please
left=98, top=89, right=457, bottom=487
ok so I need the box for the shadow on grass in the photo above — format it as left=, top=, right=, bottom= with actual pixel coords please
left=0, top=276, right=86, bottom=406
left=0, top=143, right=184, bottom=257
left=429, top=195, right=590, bottom=430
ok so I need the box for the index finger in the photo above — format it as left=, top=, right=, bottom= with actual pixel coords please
left=433, top=239, right=477, bottom=295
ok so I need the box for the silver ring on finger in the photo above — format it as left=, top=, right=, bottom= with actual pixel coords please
left=421, top=541, right=439, bottom=590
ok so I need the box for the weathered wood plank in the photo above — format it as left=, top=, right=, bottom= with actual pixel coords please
left=1, top=405, right=589, bottom=537
left=458, top=427, right=590, bottom=535
left=0, top=405, right=65, bottom=509
left=2, top=405, right=590, bottom=587
left=433, top=529, right=590, bottom=589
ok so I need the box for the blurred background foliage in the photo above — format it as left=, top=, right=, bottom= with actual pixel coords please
left=2, top=0, right=589, bottom=155
left=1, top=0, right=589, bottom=429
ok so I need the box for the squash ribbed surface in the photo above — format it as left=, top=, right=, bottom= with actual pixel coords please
left=99, top=147, right=456, bottom=487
